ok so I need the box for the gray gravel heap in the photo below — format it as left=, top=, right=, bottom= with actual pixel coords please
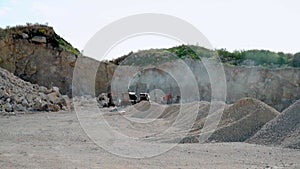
left=247, top=100, right=300, bottom=149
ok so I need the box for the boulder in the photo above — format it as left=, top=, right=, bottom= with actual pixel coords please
left=21, top=99, right=29, bottom=107
left=45, top=104, right=60, bottom=112
left=0, top=89, right=10, bottom=99
left=13, top=104, right=26, bottom=111
left=3, top=102, right=13, bottom=112
left=47, top=92, right=62, bottom=104
left=21, top=33, right=29, bottom=39
left=31, top=36, right=46, bottom=43
left=51, top=86, right=60, bottom=94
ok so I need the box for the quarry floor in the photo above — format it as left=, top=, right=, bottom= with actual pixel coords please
left=0, top=105, right=299, bottom=169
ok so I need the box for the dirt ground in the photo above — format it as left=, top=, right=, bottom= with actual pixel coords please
left=0, top=104, right=299, bottom=169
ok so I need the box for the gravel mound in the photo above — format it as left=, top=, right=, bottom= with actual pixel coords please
left=126, top=101, right=166, bottom=119
left=247, top=100, right=300, bottom=149
left=207, top=98, right=279, bottom=142
left=0, top=67, right=67, bottom=114
left=128, top=101, right=212, bottom=121
left=125, top=98, right=281, bottom=144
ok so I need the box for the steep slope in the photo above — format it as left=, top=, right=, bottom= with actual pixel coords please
left=0, top=25, right=78, bottom=96
left=0, top=25, right=115, bottom=96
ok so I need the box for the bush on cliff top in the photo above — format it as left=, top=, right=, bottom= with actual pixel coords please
left=2, top=23, right=80, bottom=56
left=112, top=45, right=298, bottom=68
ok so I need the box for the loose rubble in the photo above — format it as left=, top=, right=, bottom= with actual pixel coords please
left=0, top=67, right=67, bottom=114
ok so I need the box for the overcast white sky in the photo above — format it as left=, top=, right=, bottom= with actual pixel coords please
left=1, top=0, right=299, bottom=59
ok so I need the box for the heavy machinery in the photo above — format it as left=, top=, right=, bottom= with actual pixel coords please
left=120, top=92, right=138, bottom=106
left=98, top=93, right=115, bottom=107
left=139, top=93, right=150, bottom=102
left=129, top=92, right=138, bottom=104
left=98, top=93, right=109, bottom=107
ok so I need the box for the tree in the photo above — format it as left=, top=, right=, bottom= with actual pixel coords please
left=292, top=52, right=300, bottom=67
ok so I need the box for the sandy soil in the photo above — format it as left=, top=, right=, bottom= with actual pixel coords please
left=0, top=105, right=299, bottom=169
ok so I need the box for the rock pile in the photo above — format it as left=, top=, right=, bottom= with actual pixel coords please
left=206, top=98, right=279, bottom=142
left=0, top=67, right=67, bottom=114
left=247, top=100, right=300, bottom=149
left=153, top=98, right=279, bottom=144
left=118, top=98, right=300, bottom=149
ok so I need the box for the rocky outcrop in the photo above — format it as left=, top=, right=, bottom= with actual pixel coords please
left=0, top=67, right=67, bottom=114
left=0, top=25, right=115, bottom=96
left=31, top=36, right=47, bottom=44
left=0, top=26, right=77, bottom=96
left=224, top=65, right=300, bottom=111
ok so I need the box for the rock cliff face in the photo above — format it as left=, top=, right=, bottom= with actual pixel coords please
left=112, top=59, right=300, bottom=111
left=224, top=64, right=300, bottom=111
left=0, top=25, right=77, bottom=96
left=0, top=25, right=115, bottom=96
left=1, top=25, right=299, bottom=111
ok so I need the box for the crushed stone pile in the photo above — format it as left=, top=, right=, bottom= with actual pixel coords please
left=206, top=98, right=279, bottom=142
left=126, top=101, right=226, bottom=143
left=126, top=101, right=167, bottom=119
left=0, top=67, right=67, bottom=114
left=127, top=101, right=211, bottom=121
left=121, top=98, right=298, bottom=147
left=180, top=98, right=279, bottom=143
left=247, top=100, right=300, bottom=149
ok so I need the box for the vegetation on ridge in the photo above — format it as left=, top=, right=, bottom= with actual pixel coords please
left=111, top=44, right=299, bottom=68
left=1, top=23, right=80, bottom=56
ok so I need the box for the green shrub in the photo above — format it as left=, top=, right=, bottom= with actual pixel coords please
left=292, top=52, right=300, bottom=67
left=166, top=45, right=200, bottom=59
left=57, top=37, right=80, bottom=55
left=38, top=29, right=46, bottom=35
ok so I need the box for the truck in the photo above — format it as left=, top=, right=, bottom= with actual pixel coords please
left=139, top=93, right=150, bottom=102
left=120, top=92, right=138, bottom=106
